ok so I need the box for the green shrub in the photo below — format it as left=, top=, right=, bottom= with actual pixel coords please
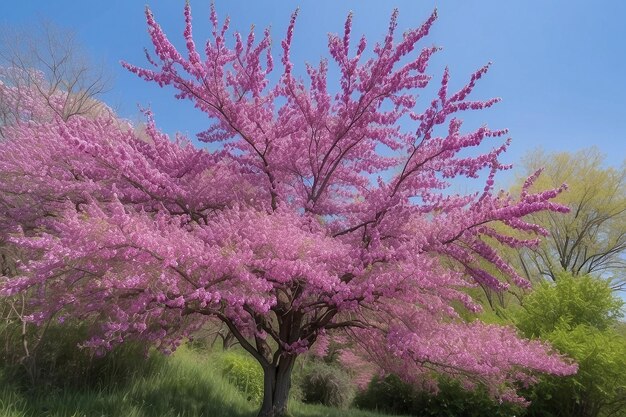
left=515, top=274, right=626, bottom=417
left=516, top=273, right=623, bottom=337
left=354, top=374, right=519, bottom=417
left=300, top=361, right=354, bottom=408
left=413, top=379, right=520, bottom=417
left=354, top=374, right=416, bottom=415
left=218, top=350, right=264, bottom=403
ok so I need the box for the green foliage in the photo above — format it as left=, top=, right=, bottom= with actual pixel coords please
left=0, top=320, right=163, bottom=390
left=523, top=325, right=626, bottom=417
left=515, top=273, right=626, bottom=417
left=300, top=360, right=354, bottom=408
left=0, top=346, right=257, bottom=417
left=218, top=350, right=264, bottom=404
left=354, top=374, right=519, bottom=417
left=512, top=148, right=626, bottom=286
left=516, top=273, right=623, bottom=337
left=353, top=374, right=417, bottom=415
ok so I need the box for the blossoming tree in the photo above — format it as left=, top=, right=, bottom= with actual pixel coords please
left=0, top=4, right=576, bottom=417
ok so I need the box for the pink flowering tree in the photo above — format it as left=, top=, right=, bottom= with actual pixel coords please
left=0, top=4, right=576, bottom=417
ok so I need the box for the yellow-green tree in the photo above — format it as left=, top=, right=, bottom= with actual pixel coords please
left=512, top=148, right=626, bottom=290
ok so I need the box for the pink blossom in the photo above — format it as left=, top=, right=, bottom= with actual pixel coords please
left=0, top=4, right=574, bottom=405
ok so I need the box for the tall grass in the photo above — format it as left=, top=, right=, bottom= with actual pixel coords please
left=0, top=347, right=402, bottom=417
left=0, top=346, right=254, bottom=417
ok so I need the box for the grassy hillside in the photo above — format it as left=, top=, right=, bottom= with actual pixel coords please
left=0, top=346, right=400, bottom=417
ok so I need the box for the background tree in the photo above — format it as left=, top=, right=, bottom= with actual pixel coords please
left=516, top=274, right=626, bottom=417
left=0, top=5, right=576, bottom=417
left=512, top=148, right=626, bottom=290
left=0, top=21, right=110, bottom=137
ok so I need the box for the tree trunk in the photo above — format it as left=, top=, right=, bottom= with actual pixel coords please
left=257, top=355, right=296, bottom=417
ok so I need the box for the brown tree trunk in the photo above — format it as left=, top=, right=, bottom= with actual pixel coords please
left=257, top=354, right=296, bottom=417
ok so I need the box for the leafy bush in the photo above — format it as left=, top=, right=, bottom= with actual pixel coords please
left=218, top=351, right=264, bottom=403
left=516, top=273, right=623, bottom=336
left=353, top=374, right=416, bottom=415
left=522, top=325, right=626, bottom=417
left=300, top=361, right=354, bottom=408
left=354, top=374, right=519, bottom=417
left=515, top=274, right=626, bottom=417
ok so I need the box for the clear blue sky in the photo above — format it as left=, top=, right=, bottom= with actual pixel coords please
left=2, top=0, right=625, bottom=185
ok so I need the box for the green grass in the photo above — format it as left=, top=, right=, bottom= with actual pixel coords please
left=0, top=347, right=402, bottom=417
